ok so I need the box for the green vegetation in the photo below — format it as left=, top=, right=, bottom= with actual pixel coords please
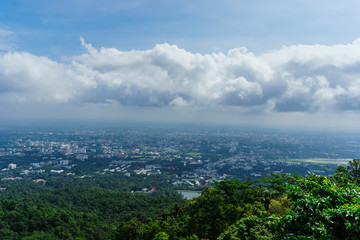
left=2, top=160, right=360, bottom=239
left=0, top=174, right=185, bottom=239
left=115, top=159, right=360, bottom=240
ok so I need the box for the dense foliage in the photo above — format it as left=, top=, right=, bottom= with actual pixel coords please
left=0, top=174, right=185, bottom=239
left=113, top=174, right=298, bottom=240
left=3, top=160, right=360, bottom=239
left=115, top=159, right=360, bottom=240
left=274, top=160, right=360, bottom=239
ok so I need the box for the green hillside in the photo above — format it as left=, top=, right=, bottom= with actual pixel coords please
left=2, top=160, right=360, bottom=239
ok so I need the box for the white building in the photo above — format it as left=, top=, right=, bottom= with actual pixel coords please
left=8, top=163, right=16, bottom=169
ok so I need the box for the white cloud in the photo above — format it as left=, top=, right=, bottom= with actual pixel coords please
left=0, top=51, right=96, bottom=104
left=263, top=39, right=360, bottom=111
left=2, top=38, right=360, bottom=116
left=71, top=41, right=276, bottom=108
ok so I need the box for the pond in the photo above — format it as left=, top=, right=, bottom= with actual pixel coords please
left=177, top=190, right=202, bottom=200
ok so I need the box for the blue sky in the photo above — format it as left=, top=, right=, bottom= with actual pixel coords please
left=3, top=0, right=360, bottom=57
left=2, top=0, right=360, bottom=129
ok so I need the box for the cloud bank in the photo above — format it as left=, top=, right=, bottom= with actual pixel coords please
left=2, top=38, right=360, bottom=116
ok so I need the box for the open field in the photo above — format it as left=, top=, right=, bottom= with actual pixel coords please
left=286, top=158, right=352, bottom=165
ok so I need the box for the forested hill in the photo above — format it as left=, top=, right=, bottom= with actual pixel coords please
left=0, top=174, right=185, bottom=239
left=2, top=160, right=360, bottom=239
left=116, top=159, right=360, bottom=240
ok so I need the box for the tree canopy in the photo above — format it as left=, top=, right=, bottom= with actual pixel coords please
left=2, top=160, right=360, bottom=239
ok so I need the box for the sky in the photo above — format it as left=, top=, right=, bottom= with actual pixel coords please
left=1, top=0, right=360, bottom=130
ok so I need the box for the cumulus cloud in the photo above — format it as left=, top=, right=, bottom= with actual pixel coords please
left=2, top=38, right=360, bottom=114
left=0, top=51, right=96, bottom=104
left=263, top=39, right=360, bottom=111
left=72, top=41, right=277, bottom=108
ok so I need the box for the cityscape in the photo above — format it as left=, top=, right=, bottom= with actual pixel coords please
left=0, top=123, right=357, bottom=190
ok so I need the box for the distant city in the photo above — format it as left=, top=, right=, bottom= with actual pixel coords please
left=0, top=123, right=359, bottom=189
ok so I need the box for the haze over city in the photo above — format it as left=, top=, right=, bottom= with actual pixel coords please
left=1, top=1, right=360, bottom=130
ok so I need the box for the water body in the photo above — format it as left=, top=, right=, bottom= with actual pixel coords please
left=177, top=190, right=201, bottom=200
